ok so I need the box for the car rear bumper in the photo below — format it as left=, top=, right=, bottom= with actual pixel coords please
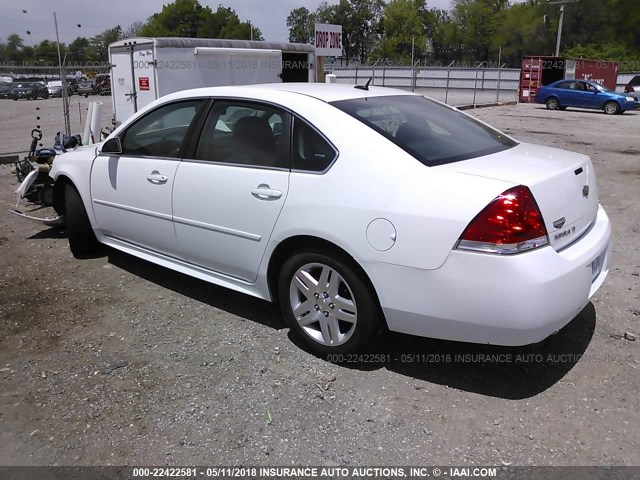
left=361, top=204, right=611, bottom=346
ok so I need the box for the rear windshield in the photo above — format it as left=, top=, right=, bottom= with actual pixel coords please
left=331, top=95, right=516, bottom=166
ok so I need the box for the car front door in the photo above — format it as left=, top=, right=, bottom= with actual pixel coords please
left=90, top=99, right=206, bottom=257
left=172, top=100, right=291, bottom=283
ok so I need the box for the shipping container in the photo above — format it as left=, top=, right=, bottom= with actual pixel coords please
left=108, top=37, right=316, bottom=125
left=519, top=56, right=619, bottom=103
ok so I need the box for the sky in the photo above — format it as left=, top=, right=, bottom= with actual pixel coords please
left=0, top=0, right=455, bottom=46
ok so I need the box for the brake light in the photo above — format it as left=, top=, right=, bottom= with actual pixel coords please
left=457, top=185, right=548, bottom=254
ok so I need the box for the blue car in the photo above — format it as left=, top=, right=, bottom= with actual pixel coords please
left=535, top=79, right=640, bottom=114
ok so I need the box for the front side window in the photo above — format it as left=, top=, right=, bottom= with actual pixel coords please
left=121, top=99, right=205, bottom=158
left=332, top=95, right=516, bottom=167
left=195, top=101, right=289, bottom=168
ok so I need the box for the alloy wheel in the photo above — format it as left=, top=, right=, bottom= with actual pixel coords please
left=288, top=262, right=358, bottom=347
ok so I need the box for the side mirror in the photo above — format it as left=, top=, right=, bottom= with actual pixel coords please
left=101, top=137, right=122, bottom=155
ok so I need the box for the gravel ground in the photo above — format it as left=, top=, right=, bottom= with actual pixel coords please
left=0, top=101, right=638, bottom=467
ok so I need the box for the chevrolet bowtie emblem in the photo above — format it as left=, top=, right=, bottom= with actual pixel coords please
left=582, top=185, right=590, bottom=198
left=553, top=217, right=566, bottom=229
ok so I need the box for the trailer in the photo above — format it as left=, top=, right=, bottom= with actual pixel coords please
left=519, top=56, right=619, bottom=103
left=108, top=37, right=316, bottom=125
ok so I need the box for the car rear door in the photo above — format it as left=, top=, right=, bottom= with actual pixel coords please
left=90, top=99, right=206, bottom=257
left=172, top=99, right=291, bottom=283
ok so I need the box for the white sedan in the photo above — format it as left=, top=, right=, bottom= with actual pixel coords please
left=50, top=84, right=611, bottom=355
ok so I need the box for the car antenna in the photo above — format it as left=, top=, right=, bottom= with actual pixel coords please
left=354, top=77, right=373, bottom=91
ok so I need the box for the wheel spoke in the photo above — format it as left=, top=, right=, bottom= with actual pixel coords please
left=298, top=312, right=319, bottom=327
left=327, top=270, right=342, bottom=297
left=333, top=295, right=355, bottom=313
left=328, top=317, right=342, bottom=343
left=334, top=307, right=357, bottom=324
left=318, top=266, right=331, bottom=291
left=319, top=317, right=332, bottom=344
left=294, top=269, right=318, bottom=297
left=293, top=299, right=314, bottom=318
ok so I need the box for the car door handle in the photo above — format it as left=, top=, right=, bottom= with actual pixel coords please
left=251, top=185, right=283, bottom=200
left=147, top=172, right=168, bottom=184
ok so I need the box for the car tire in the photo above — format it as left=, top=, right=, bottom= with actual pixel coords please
left=603, top=101, right=620, bottom=115
left=278, top=250, right=382, bottom=357
left=545, top=97, right=560, bottom=110
left=64, top=184, right=99, bottom=257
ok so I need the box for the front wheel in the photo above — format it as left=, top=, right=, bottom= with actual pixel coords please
left=545, top=97, right=560, bottom=110
left=64, top=184, right=99, bottom=257
left=603, top=101, right=620, bottom=115
left=278, top=251, right=382, bottom=356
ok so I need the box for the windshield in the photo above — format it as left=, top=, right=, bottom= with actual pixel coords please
left=593, top=83, right=611, bottom=93
left=331, top=95, right=516, bottom=166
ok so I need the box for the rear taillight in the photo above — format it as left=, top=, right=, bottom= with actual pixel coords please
left=456, top=185, right=548, bottom=254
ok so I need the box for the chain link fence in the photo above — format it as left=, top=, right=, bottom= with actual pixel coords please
left=0, top=65, right=113, bottom=156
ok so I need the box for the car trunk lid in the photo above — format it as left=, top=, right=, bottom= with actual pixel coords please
left=438, top=142, right=599, bottom=251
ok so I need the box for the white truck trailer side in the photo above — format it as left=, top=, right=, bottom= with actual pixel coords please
left=108, top=37, right=316, bottom=125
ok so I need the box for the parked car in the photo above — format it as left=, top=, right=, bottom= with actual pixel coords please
left=11, top=81, right=48, bottom=100
left=66, top=78, right=78, bottom=95
left=47, top=80, right=63, bottom=97
left=91, top=74, right=111, bottom=95
left=0, top=82, right=14, bottom=99
left=623, top=75, right=640, bottom=97
left=535, top=79, right=639, bottom=114
left=50, top=84, right=611, bottom=356
left=77, top=79, right=94, bottom=96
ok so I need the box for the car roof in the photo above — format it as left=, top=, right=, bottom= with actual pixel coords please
left=166, top=82, right=418, bottom=104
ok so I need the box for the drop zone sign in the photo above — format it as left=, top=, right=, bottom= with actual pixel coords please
left=315, top=23, right=343, bottom=57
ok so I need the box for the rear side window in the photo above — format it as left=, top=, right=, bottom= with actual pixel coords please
left=194, top=100, right=290, bottom=168
left=291, top=118, right=337, bottom=172
left=629, top=76, right=640, bottom=86
left=331, top=95, right=516, bottom=167
left=555, top=81, right=573, bottom=89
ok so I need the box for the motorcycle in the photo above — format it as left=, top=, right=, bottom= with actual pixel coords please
left=10, top=129, right=81, bottom=227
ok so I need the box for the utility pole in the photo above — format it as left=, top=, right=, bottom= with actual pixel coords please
left=548, top=0, right=579, bottom=57
left=54, top=12, right=71, bottom=137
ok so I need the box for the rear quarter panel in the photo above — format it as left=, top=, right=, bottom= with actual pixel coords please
left=270, top=97, right=514, bottom=271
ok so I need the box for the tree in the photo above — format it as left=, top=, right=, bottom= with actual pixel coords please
left=67, top=37, right=91, bottom=64
left=314, top=0, right=383, bottom=63
left=374, top=0, right=426, bottom=63
left=90, top=26, right=122, bottom=62
left=123, top=21, right=145, bottom=39
left=140, top=0, right=204, bottom=37
left=287, top=7, right=316, bottom=44
left=422, top=8, right=456, bottom=63
left=141, top=1, right=261, bottom=40
left=6, top=34, right=24, bottom=62
left=492, top=2, right=551, bottom=67
left=34, top=40, right=61, bottom=64
left=451, top=0, right=501, bottom=62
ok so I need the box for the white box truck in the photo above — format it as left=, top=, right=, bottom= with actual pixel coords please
left=108, top=37, right=316, bottom=125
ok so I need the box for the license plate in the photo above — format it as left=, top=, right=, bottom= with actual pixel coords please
left=591, top=249, right=606, bottom=283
